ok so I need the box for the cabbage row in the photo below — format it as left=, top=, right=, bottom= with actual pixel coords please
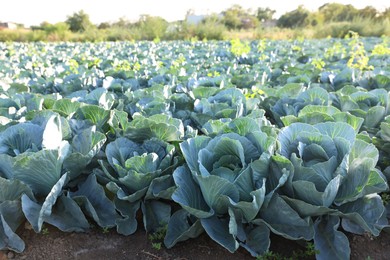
left=0, top=38, right=390, bottom=259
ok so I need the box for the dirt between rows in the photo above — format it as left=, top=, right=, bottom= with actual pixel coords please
left=1, top=221, right=390, bottom=260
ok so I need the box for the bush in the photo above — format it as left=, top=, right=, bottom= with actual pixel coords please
left=104, top=27, right=137, bottom=41
left=191, top=22, right=227, bottom=40
left=314, top=17, right=390, bottom=38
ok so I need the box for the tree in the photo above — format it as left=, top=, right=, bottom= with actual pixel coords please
left=65, top=10, right=94, bottom=32
left=277, top=5, right=310, bottom=28
left=358, top=6, right=378, bottom=19
left=382, top=8, right=390, bottom=20
left=136, top=15, right=168, bottom=40
left=98, top=22, right=111, bottom=30
left=222, top=4, right=258, bottom=30
left=222, top=5, right=244, bottom=29
left=318, top=3, right=358, bottom=22
left=112, top=17, right=131, bottom=28
left=256, top=7, right=276, bottom=22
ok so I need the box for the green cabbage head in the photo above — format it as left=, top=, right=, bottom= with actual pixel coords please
left=275, top=122, right=388, bottom=259
left=165, top=130, right=313, bottom=256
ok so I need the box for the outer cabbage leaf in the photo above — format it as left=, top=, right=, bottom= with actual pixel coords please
left=13, top=146, right=70, bottom=197
left=63, top=126, right=106, bottom=179
left=314, top=215, right=350, bottom=260
left=22, top=173, right=90, bottom=233
left=164, top=209, right=203, bottom=248
left=70, top=174, right=119, bottom=228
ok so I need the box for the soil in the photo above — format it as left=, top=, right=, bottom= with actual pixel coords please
left=1, top=221, right=390, bottom=260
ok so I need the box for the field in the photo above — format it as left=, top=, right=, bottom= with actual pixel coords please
left=0, top=36, right=390, bottom=259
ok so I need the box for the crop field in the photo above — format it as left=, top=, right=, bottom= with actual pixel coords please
left=0, top=35, right=390, bottom=259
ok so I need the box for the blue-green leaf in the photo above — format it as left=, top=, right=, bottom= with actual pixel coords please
left=240, top=222, right=270, bottom=257
left=164, top=209, right=203, bottom=248
left=171, top=166, right=213, bottom=219
left=180, top=136, right=210, bottom=173
left=70, top=174, right=118, bottom=228
left=14, top=149, right=66, bottom=196
left=114, top=198, right=140, bottom=236
left=258, top=194, right=314, bottom=240
left=196, top=175, right=240, bottom=215
left=314, top=216, right=350, bottom=260
left=0, top=214, right=25, bottom=253
left=201, top=216, right=239, bottom=253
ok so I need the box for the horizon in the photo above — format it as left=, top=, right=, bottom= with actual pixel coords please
left=0, top=0, right=389, bottom=27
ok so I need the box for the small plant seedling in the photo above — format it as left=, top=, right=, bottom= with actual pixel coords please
left=152, top=242, right=162, bottom=250
left=148, top=224, right=167, bottom=251
left=41, top=227, right=49, bottom=235
left=381, top=193, right=390, bottom=205
left=256, top=251, right=284, bottom=260
left=148, top=225, right=167, bottom=241
left=256, top=242, right=319, bottom=260
left=102, top=227, right=110, bottom=234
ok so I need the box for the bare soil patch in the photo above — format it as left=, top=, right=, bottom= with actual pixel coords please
left=1, top=221, right=390, bottom=260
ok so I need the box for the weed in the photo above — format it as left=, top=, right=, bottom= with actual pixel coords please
left=148, top=224, right=168, bottom=251
left=256, top=242, right=319, bottom=260
left=346, top=31, right=374, bottom=71
left=152, top=242, right=162, bottom=250
left=230, top=38, right=251, bottom=57
left=41, top=227, right=49, bottom=235
left=381, top=193, right=390, bottom=205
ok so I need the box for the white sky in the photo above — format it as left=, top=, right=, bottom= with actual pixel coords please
left=0, top=0, right=389, bottom=27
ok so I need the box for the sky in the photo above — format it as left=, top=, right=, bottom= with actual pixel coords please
left=0, top=0, right=389, bottom=27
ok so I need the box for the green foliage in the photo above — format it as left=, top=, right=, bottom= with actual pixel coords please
left=148, top=225, right=167, bottom=250
left=319, top=3, right=358, bottom=22
left=41, top=227, right=49, bottom=235
left=151, top=242, right=162, bottom=250
left=192, top=20, right=227, bottom=40
left=311, top=58, right=325, bottom=70
left=381, top=193, right=390, bottom=205
left=314, top=17, right=390, bottom=38
left=65, top=10, right=94, bottom=32
left=102, top=227, right=110, bottom=234
left=372, top=37, right=390, bottom=55
left=230, top=38, right=251, bottom=56
left=256, top=242, right=319, bottom=260
left=148, top=225, right=167, bottom=241
left=346, top=31, right=373, bottom=71
left=136, top=15, right=168, bottom=41
left=277, top=5, right=310, bottom=28
left=222, top=5, right=259, bottom=30
left=256, top=8, right=276, bottom=22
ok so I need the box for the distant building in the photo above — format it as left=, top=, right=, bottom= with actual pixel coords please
left=186, top=14, right=206, bottom=25
left=0, top=22, right=18, bottom=30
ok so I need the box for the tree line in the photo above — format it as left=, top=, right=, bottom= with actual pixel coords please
left=1, top=3, right=390, bottom=41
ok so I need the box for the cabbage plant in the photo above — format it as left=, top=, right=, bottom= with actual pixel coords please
left=165, top=129, right=313, bottom=256
left=0, top=113, right=113, bottom=252
left=100, top=137, right=178, bottom=235
left=269, top=86, right=330, bottom=127
left=274, top=122, right=388, bottom=259
left=191, top=88, right=260, bottom=127
left=331, top=86, right=389, bottom=134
